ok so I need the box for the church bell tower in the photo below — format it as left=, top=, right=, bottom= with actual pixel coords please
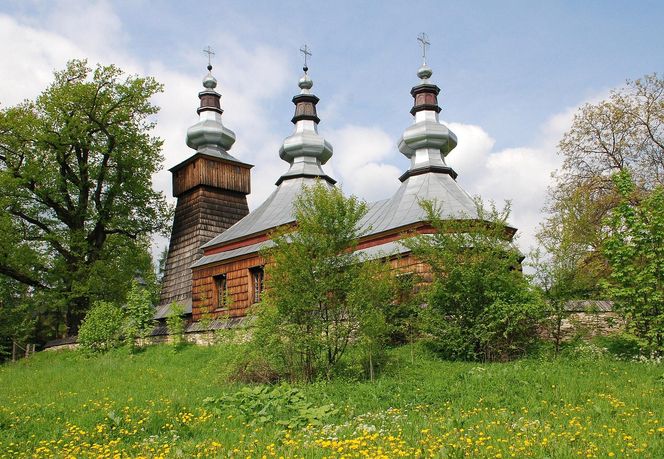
left=159, top=56, right=252, bottom=312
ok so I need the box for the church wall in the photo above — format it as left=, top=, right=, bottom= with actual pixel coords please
left=173, top=156, right=251, bottom=197
left=190, top=235, right=434, bottom=321
left=192, top=253, right=266, bottom=320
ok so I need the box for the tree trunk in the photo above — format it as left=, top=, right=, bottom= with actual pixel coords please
left=65, top=296, right=89, bottom=336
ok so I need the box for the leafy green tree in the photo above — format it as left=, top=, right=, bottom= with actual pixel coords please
left=530, top=243, right=600, bottom=354
left=0, top=59, right=172, bottom=336
left=255, top=182, right=392, bottom=382
left=405, top=200, right=546, bottom=362
left=77, top=300, right=124, bottom=353
left=603, top=171, right=664, bottom=356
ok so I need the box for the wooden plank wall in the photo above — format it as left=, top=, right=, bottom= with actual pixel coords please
left=173, top=157, right=250, bottom=197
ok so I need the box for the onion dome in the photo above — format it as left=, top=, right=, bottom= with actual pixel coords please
left=357, top=41, right=478, bottom=237
left=397, top=58, right=458, bottom=181
left=276, top=64, right=335, bottom=185
left=185, top=64, right=237, bottom=159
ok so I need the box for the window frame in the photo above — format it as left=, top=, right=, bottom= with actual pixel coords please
left=249, top=266, right=265, bottom=304
left=213, top=273, right=228, bottom=311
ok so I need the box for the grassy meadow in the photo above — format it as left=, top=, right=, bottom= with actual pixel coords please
left=0, top=343, right=662, bottom=458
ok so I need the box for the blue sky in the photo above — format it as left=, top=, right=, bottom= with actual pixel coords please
left=1, top=0, right=663, bottom=253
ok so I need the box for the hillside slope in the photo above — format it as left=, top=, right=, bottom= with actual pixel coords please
left=1, top=344, right=662, bottom=458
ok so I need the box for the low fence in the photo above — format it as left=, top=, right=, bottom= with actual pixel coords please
left=11, top=341, right=37, bottom=362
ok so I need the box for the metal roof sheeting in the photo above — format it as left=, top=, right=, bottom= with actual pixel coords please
left=564, top=300, right=614, bottom=313
left=360, top=172, right=478, bottom=236
left=201, top=177, right=332, bottom=249
left=191, top=240, right=273, bottom=269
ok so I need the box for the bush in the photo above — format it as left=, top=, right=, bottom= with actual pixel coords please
left=78, top=301, right=124, bottom=353
left=122, top=281, right=155, bottom=350
left=405, top=199, right=547, bottom=362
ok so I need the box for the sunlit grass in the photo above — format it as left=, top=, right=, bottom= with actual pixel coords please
left=1, top=343, right=662, bottom=458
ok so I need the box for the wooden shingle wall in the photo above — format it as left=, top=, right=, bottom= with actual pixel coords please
left=192, top=254, right=266, bottom=320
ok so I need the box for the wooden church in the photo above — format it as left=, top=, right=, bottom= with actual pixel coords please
left=157, top=43, right=514, bottom=324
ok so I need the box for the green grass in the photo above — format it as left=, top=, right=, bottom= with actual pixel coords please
left=1, top=343, right=662, bottom=458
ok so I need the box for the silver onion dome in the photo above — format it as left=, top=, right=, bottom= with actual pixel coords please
left=398, top=62, right=457, bottom=169
left=417, top=64, right=433, bottom=81
left=277, top=66, right=333, bottom=182
left=186, top=65, right=236, bottom=156
left=202, top=68, right=217, bottom=89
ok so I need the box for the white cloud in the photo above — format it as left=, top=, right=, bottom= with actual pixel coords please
left=0, top=15, right=81, bottom=106
left=327, top=125, right=402, bottom=202
left=46, top=0, right=127, bottom=61
left=445, top=109, right=577, bottom=255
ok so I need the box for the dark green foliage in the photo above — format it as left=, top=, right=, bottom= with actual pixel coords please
left=203, top=385, right=336, bottom=429
left=405, top=200, right=546, bottom=361
left=0, top=278, right=34, bottom=361
left=595, top=333, right=643, bottom=360
left=603, top=171, right=664, bottom=356
left=77, top=301, right=124, bottom=353
left=385, top=271, right=423, bottom=346
left=0, top=59, right=172, bottom=338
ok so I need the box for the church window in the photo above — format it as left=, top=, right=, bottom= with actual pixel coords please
left=396, top=272, right=415, bottom=303
left=250, top=266, right=264, bottom=303
left=214, top=274, right=228, bottom=309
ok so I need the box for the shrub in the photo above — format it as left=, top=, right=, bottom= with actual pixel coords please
left=122, top=281, right=155, bottom=350
left=405, top=199, right=547, bottom=362
left=165, top=302, right=186, bottom=348
left=78, top=301, right=124, bottom=353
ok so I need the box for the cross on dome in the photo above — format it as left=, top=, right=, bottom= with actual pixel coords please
left=203, top=45, right=215, bottom=69
left=299, top=44, right=312, bottom=70
left=417, top=32, right=430, bottom=65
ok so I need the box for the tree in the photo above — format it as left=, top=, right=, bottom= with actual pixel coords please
left=0, top=60, right=172, bottom=336
left=77, top=300, right=124, bottom=353
left=0, top=277, right=34, bottom=361
left=540, top=74, right=664, bottom=287
left=254, top=182, right=392, bottom=382
left=603, top=171, right=664, bottom=356
left=405, top=200, right=545, bottom=362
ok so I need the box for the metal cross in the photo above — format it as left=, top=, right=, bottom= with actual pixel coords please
left=417, top=32, right=430, bottom=65
left=299, top=44, right=312, bottom=68
left=203, top=45, right=215, bottom=66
